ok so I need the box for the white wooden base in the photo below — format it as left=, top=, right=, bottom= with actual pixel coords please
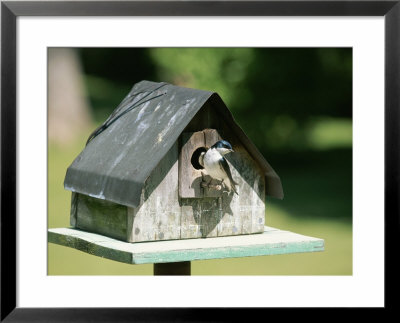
left=48, top=226, right=324, bottom=265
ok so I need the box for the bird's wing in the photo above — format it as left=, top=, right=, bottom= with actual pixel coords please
left=219, top=157, right=238, bottom=194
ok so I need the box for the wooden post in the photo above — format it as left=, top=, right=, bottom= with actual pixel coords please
left=153, top=261, right=191, bottom=275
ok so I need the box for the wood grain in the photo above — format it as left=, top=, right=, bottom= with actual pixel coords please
left=180, top=198, right=203, bottom=239
left=130, top=141, right=181, bottom=242
left=217, top=146, right=265, bottom=236
left=75, top=193, right=128, bottom=241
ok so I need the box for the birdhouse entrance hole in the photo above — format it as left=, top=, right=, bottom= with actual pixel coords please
left=191, top=147, right=207, bottom=170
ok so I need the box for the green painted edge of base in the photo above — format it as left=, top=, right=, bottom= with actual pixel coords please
left=132, top=240, right=324, bottom=264
left=48, top=228, right=324, bottom=265
left=48, top=230, right=133, bottom=264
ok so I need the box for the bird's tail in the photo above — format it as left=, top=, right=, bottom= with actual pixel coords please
left=232, top=186, right=238, bottom=195
left=225, top=179, right=239, bottom=195
left=232, top=177, right=239, bottom=195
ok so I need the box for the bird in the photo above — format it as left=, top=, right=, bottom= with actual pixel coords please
left=198, top=140, right=238, bottom=195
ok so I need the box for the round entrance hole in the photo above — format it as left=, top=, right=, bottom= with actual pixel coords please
left=191, top=147, right=207, bottom=170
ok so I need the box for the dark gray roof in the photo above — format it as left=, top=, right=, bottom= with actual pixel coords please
left=64, top=80, right=283, bottom=207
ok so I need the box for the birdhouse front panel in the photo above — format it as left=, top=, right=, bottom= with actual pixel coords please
left=64, top=81, right=283, bottom=244
left=178, top=128, right=266, bottom=239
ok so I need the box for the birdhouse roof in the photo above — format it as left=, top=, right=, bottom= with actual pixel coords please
left=64, top=80, right=283, bottom=207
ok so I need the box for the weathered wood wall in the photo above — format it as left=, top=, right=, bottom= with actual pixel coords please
left=74, top=193, right=128, bottom=241
left=218, top=145, right=265, bottom=236
left=128, top=141, right=181, bottom=242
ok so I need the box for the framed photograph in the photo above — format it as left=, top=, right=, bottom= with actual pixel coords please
left=1, top=0, right=398, bottom=320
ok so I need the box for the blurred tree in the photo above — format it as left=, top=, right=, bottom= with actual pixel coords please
left=78, top=48, right=352, bottom=154
left=148, top=48, right=352, bottom=153
left=78, top=48, right=157, bottom=122
left=48, top=48, right=92, bottom=145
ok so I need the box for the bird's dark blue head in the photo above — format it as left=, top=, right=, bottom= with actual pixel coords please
left=211, top=140, right=234, bottom=155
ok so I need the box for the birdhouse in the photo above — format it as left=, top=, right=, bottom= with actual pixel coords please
left=64, top=81, right=284, bottom=243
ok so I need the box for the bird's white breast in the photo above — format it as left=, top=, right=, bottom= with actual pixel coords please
left=203, top=148, right=226, bottom=180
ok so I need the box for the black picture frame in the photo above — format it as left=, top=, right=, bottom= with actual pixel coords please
left=1, top=0, right=398, bottom=321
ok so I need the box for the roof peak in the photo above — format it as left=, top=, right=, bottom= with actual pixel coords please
left=64, top=80, right=283, bottom=207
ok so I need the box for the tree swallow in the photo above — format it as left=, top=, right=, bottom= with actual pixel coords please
left=198, top=140, right=238, bottom=195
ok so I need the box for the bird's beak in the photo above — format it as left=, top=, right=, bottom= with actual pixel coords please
left=229, top=149, right=234, bottom=153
